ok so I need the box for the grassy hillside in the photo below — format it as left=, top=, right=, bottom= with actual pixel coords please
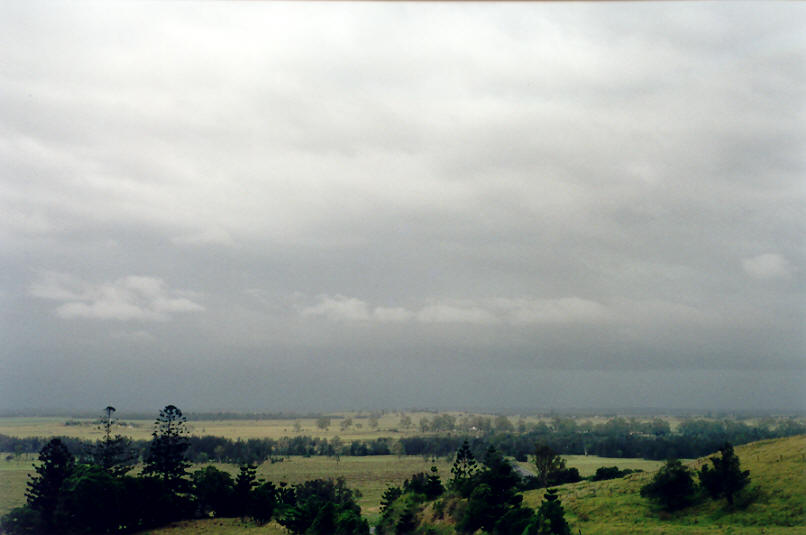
left=521, top=434, right=805, bottom=534
left=3, top=435, right=803, bottom=534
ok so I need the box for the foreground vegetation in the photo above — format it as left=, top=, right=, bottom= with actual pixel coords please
left=137, top=435, right=806, bottom=535
left=0, top=406, right=803, bottom=534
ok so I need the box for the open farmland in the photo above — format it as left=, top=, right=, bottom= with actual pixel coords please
left=0, top=412, right=481, bottom=442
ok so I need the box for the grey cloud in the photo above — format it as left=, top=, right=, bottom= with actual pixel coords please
left=30, top=272, right=204, bottom=321
left=742, top=253, right=794, bottom=280
left=1, top=2, right=804, bottom=411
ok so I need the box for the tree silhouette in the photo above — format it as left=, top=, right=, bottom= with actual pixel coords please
left=142, top=405, right=190, bottom=491
left=450, top=440, right=478, bottom=496
left=532, top=488, right=571, bottom=535
left=699, top=443, right=750, bottom=505
left=640, top=458, right=698, bottom=511
left=533, top=443, right=564, bottom=489
left=26, top=438, right=75, bottom=526
left=89, top=405, right=137, bottom=476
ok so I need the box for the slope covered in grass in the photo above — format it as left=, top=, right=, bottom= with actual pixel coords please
left=521, top=434, right=805, bottom=534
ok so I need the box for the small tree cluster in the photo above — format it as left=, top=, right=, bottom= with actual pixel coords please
left=641, top=443, right=751, bottom=513
left=276, top=477, right=368, bottom=535
left=699, top=443, right=750, bottom=505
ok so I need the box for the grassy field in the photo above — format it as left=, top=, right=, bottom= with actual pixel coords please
left=0, top=412, right=467, bottom=442
left=0, top=453, right=668, bottom=520
left=0, top=454, right=452, bottom=520
left=0, top=456, right=30, bottom=517
left=129, top=435, right=806, bottom=534
left=3, top=415, right=803, bottom=534
left=3, top=435, right=803, bottom=534
left=0, top=412, right=706, bottom=442
left=521, top=435, right=806, bottom=535
left=197, top=455, right=453, bottom=522
left=516, top=455, right=667, bottom=478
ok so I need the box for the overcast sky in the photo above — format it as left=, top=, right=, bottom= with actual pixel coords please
left=1, top=2, right=804, bottom=413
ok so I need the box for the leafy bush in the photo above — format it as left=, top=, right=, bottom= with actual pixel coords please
left=698, top=442, right=750, bottom=506
left=640, top=459, right=699, bottom=512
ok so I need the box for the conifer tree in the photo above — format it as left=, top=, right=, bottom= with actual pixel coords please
left=26, top=438, right=75, bottom=526
left=450, top=440, right=478, bottom=495
left=527, top=488, right=571, bottom=535
left=379, top=484, right=402, bottom=517
left=425, top=465, right=444, bottom=500
left=89, top=405, right=137, bottom=476
left=142, top=405, right=190, bottom=491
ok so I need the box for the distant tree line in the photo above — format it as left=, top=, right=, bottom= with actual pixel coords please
left=3, top=416, right=803, bottom=465
left=398, top=417, right=805, bottom=460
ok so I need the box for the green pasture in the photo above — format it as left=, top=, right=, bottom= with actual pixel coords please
left=522, top=435, right=806, bottom=535
left=516, top=454, right=667, bottom=478
left=3, top=435, right=804, bottom=534
left=0, top=454, right=452, bottom=521
left=0, top=453, right=665, bottom=519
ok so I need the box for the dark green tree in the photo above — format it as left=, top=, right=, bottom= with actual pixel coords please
left=26, top=438, right=75, bottom=527
left=379, top=484, right=402, bottom=518
left=457, top=447, right=523, bottom=534
left=278, top=477, right=363, bottom=535
left=492, top=505, right=534, bottom=535
left=142, top=405, right=191, bottom=492
left=233, top=464, right=259, bottom=518
left=54, top=464, right=123, bottom=534
left=640, top=459, right=698, bottom=511
left=533, top=443, right=564, bottom=489
left=699, top=443, right=750, bottom=506
left=424, top=465, right=444, bottom=500
left=450, top=440, right=478, bottom=496
left=528, top=488, right=571, bottom=535
left=192, top=465, right=235, bottom=517
left=251, top=480, right=278, bottom=525
left=89, top=405, right=137, bottom=477
left=395, top=500, right=418, bottom=535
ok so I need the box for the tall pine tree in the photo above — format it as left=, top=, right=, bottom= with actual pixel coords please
left=26, top=438, right=75, bottom=526
left=450, top=440, right=478, bottom=496
left=142, top=405, right=190, bottom=492
left=89, top=405, right=137, bottom=476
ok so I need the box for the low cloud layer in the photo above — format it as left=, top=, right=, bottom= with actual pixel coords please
left=1, top=2, right=803, bottom=411
left=742, top=253, right=794, bottom=280
left=299, top=295, right=611, bottom=326
left=30, top=272, right=203, bottom=321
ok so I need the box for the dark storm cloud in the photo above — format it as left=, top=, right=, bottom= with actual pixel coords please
left=1, top=2, right=804, bottom=411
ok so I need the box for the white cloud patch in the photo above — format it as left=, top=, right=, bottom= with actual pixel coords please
left=416, top=303, right=501, bottom=325
left=742, top=254, right=794, bottom=280
left=30, top=272, right=204, bottom=321
left=298, top=295, right=611, bottom=326
left=299, top=295, right=371, bottom=322
left=493, top=297, right=611, bottom=325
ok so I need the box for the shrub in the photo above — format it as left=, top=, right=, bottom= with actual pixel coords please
left=640, top=459, right=698, bottom=512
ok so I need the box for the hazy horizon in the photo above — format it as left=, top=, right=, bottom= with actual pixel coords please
left=2, top=2, right=804, bottom=413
